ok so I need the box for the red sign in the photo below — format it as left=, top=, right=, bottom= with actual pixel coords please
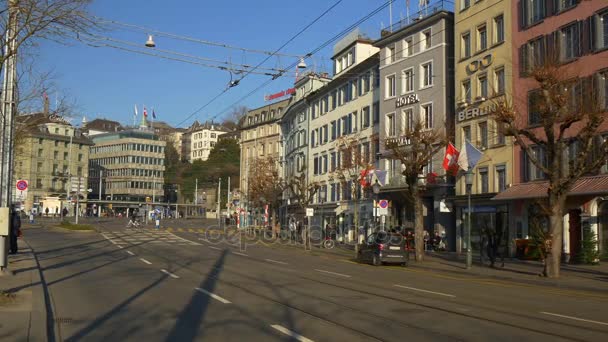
left=265, top=88, right=295, bottom=101
left=16, top=180, right=28, bottom=191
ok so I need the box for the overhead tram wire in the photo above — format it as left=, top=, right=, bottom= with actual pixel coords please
left=207, top=0, right=394, bottom=123
left=94, top=16, right=303, bottom=58
left=172, top=0, right=347, bottom=128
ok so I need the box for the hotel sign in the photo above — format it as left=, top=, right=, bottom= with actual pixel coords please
left=395, top=93, right=420, bottom=108
left=457, top=101, right=498, bottom=122
left=466, top=54, right=493, bottom=75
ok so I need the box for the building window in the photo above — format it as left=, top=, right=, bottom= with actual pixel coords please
left=422, top=104, right=433, bottom=129
left=561, top=23, right=580, bottom=61
left=461, top=0, right=470, bottom=11
left=478, top=74, right=488, bottom=99
left=404, top=37, right=413, bottom=56
left=403, top=108, right=414, bottom=132
left=496, top=165, right=507, bottom=192
left=494, top=15, right=504, bottom=43
left=478, top=121, right=488, bottom=149
left=528, top=90, right=543, bottom=125
left=403, top=68, right=414, bottom=93
left=373, top=102, right=380, bottom=124
left=598, top=71, right=608, bottom=110
left=462, top=32, right=471, bottom=58
left=521, top=37, right=545, bottom=75
left=463, top=125, right=472, bottom=142
left=386, top=113, right=396, bottom=137
left=64, top=152, right=68, bottom=160
left=556, top=0, right=577, bottom=13
left=495, top=67, right=505, bottom=94
left=362, top=106, right=371, bottom=128
left=421, top=62, right=433, bottom=87
left=36, top=179, right=43, bottom=188
left=523, top=146, right=548, bottom=181
left=496, top=122, right=506, bottom=145
left=422, top=29, right=431, bottom=50
left=388, top=46, right=396, bottom=63
left=386, top=74, right=396, bottom=98
left=478, top=25, right=487, bottom=51
left=595, top=10, right=608, bottom=50
left=38, top=149, right=43, bottom=157
left=462, top=79, right=472, bottom=103
left=479, top=167, right=489, bottom=194
left=522, top=0, right=546, bottom=27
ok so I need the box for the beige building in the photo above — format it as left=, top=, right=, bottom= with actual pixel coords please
left=239, top=98, right=290, bottom=200
left=13, top=113, right=93, bottom=215
left=182, top=122, right=229, bottom=163
left=88, top=129, right=166, bottom=211
left=454, top=0, right=514, bottom=252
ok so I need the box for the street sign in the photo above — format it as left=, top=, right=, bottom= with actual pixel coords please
left=377, top=207, right=388, bottom=216
left=306, top=208, right=314, bottom=217
left=378, top=199, right=389, bottom=209
left=16, top=180, right=28, bottom=191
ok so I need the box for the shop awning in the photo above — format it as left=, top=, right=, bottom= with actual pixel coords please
left=492, top=175, right=608, bottom=201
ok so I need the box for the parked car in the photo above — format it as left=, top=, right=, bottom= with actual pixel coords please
left=357, top=231, right=409, bottom=266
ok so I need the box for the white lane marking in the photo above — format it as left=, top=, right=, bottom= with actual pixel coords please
left=117, top=245, right=124, bottom=249
left=126, top=251, right=135, bottom=256
left=394, top=284, right=456, bottom=298
left=315, top=269, right=352, bottom=278
left=194, top=287, right=231, bottom=304
left=232, top=252, right=248, bottom=257
left=271, top=325, right=314, bottom=342
left=165, top=230, right=202, bottom=246
left=265, top=259, right=287, bottom=265
left=161, top=269, right=180, bottom=279
left=540, top=312, right=608, bottom=326
left=209, top=246, right=221, bottom=250
left=139, top=258, right=152, bottom=265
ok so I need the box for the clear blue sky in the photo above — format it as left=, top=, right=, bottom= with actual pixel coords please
left=36, top=0, right=437, bottom=128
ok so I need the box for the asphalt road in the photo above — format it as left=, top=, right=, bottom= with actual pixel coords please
left=22, top=219, right=608, bottom=342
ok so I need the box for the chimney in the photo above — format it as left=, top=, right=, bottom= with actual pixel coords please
left=43, top=94, right=50, bottom=114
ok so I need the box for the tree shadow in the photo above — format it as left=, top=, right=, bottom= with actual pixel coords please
left=163, top=250, right=228, bottom=342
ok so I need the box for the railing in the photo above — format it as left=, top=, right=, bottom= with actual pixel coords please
left=381, top=0, right=454, bottom=37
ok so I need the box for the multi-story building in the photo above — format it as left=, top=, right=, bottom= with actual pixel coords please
left=181, top=121, right=228, bottom=163
left=306, top=33, right=380, bottom=242
left=239, top=98, right=290, bottom=214
left=83, top=118, right=123, bottom=136
left=88, top=128, right=166, bottom=214
left=374, top=6, right=456, bottom=249
left=492, top=1, right=608, bottom=259
left=13, top=111, right=93, bottom=215
left=281, top=71, right=331, bottom=223
left=453, top=0, right=513, bottom=253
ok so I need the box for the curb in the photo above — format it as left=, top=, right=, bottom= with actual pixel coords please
left=21, top=239, right=49, bottom=342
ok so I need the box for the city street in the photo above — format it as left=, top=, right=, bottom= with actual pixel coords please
left=11, top=219, right=608, bottom=341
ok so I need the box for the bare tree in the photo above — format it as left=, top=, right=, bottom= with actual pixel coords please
left=492, top=58, right=608, bottom=278
left=385, top=120, right=446, bottom=262
left=247, top=155, right=286, bottom=233
left=331, top=134, right=376, bottom=252
left=223, top=105, right=248, bottom=131
left=285, top=168, right=319, bottom=250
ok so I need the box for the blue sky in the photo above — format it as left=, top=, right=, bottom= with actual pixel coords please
left=36, top=0, right=438, bottom=128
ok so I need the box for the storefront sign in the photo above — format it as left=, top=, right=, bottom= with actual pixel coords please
left=265, top=87, right=295, bottom=101
left=395, top=93, right=420, bottom=108
left=466, top=54, right=493, bottom=75
left=457, top=101, right=497, bottom=122
left=385, top=136, right=411, bottom=146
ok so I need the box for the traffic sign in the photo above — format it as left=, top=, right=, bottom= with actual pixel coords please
left=378, top=199, right=389, bottom=209
left=306, top=208, right=314, bottom=217
left=16, top=180, right=28, bottom=191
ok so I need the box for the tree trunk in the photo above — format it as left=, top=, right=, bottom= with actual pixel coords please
left=414, top=195, right=424, bottom=262
left=544, top=196, right=565, bottom=278
left=354, top=197, right=359, bottom=256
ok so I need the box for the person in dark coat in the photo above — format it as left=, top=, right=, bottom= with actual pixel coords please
left=9, top=208, right=21, bottom=254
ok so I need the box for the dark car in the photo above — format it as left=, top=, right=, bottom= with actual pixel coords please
left=357, top=231, right=409, bottom=266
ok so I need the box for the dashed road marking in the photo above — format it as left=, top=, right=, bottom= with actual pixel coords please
left=232, top=252, right=248, bottom=257
left=540, top=312, right=608, bottom=326
left=161, top=269, right=180, bottom=279
left=126, top=251, right=135, bottom=256
left=209, top=246, right=221, bottom=250
left=139, top=258, right=152, bottom=265
left=194, top=287, right=231, bottom=304
left=271, top=325, right=314, bottom=342
left=394, top=284, right=455, bottom=298
left=315, top=269, right=351, bottom=278
left=265, top=259, right=287, bottom=265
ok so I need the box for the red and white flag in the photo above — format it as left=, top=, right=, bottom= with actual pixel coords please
left=442, top=142, right=460, bottom=176
left=143, top=107, right=148, bottom=118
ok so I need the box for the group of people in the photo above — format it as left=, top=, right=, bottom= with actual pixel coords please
left=423, top=231, right=446, bottom=252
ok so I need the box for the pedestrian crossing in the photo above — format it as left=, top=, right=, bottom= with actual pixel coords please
left=102, top=228, right=201, bottom=247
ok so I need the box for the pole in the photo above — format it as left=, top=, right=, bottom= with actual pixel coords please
left=195, top=178, right=198, bottom=205
left=98, top=170, right=102, bottom=217
left=227, top=176, right=230, bottom=216
left=389, top=0, right=393, bottom=31
left=75, top=176, right=81, bottom=224
left=217, top=178, right=222, bottom=229
left=466, top=178, right=473, bottom=269
left=0, top=0, right=18, bottom=272
left=65, top=135, right=73, bottom=219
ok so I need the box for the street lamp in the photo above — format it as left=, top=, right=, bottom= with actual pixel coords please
left=465, top=170, right=474, bottom=269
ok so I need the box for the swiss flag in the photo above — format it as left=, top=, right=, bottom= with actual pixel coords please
left=443, top=143, right=460, bottom=176
left=143, top=107, right=148, bottom=118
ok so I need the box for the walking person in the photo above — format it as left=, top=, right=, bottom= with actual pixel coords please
left=486, top=228, right=498, bottom=268
left=289, top=219, right=296, bottom=244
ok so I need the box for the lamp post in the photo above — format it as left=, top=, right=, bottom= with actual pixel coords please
left=465, top=170, right=474, bottom=269
left=372, top=180, right=381, bottom=233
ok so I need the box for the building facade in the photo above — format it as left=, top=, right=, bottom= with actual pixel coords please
left=239, top=98, right=290, bottom=218
left=375, top=7, right=456, bottom=249
left=181, top=122, right=228, bottom=163
left=492, top=0, right=608, bottom=260
left=13, top=113, right=93, bottom=215
left=88, top=129, right=166, bottom=213
left=453, top=0, right=514, bottom=254
left=306, top=35, right=380, bottom=242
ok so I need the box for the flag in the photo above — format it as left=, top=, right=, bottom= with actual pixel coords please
left=419, top=0, right=429, bottom=8
left=375, top=169, right=387, bottom=186
left=143, top=107, right=148, bottom=118
left=360, top=169, right=371, bottom=186
left=442, top=142, right=460, bottom=176
left=152, top=109, right=156, bottom=119
left=134, top=105, right=138, bottom=118
left=457, top=140, right=483, bottom=171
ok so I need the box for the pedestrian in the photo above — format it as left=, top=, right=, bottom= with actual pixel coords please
left=289, top=219, right=296, bottom=244
left=487, top=229, right=498, bottom=268
left=45, top=207, right=49, bottom=217
left=423, top=230, right=430, bottom=251
left=62, top=207, right=68, bottom=217
left=9, top=207, right=21, bottom=254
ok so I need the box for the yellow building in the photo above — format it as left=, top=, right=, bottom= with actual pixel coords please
left=453, top=0, right=514, bottom=253
left=13, top=113, right=93, bottom=215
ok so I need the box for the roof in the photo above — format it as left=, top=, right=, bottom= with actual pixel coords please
left=86, top=118, right=123, bottom=132
left=492, top=175, right=608, bottom=201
